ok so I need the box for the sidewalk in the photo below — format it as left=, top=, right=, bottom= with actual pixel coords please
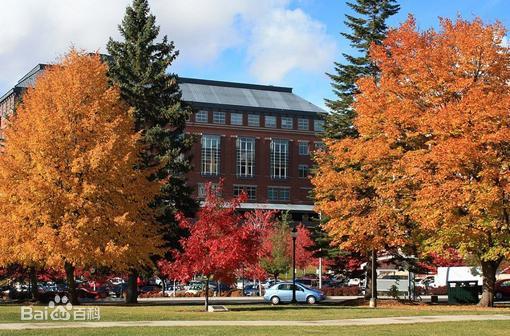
left=1, top=314, right=509, bottom=330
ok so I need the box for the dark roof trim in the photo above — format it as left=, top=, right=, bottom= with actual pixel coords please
left=0, top=87, right=23, bottom=104
left=16, top=64, right=48, bottom=86
left=184, top=101, right=326, bottom=118
left=178, top=77, right=292, bottom=93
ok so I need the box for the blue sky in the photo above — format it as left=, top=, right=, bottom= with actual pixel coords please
left=1, top=0, right=509, bottom=110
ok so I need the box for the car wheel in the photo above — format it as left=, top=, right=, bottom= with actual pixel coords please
left=271, top=296, right=280, bottom=305
left=495, top=292, right=503, bottom=300
left=306, top=296, right=317, bottom=304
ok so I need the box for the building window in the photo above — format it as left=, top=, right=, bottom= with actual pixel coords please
left=298, top=141, right=309, bottom=156
left=298, top=118, right=309, bottom=130
left=197, top=183, right=220, bottom=199
left=248, top=114, right=260, bottom=127
left=236, top=137, right=255, bottom=178
left=281, top=117, right=293, bottom=129
left=314, top=119, right=324, bottom=132
left=270, top=139, right=289, bottom=179
left=233, top=185, right=257, bottom=201
left=197, top=183, right=206, bottom=199
left=213, top=111, right=226, bottom=124
left=314, top=141, right=325, bottom=151
left=231, top=113, right=243, bottom=125
left=201, top=135, right=220, bottom=175
left=267, top=187, right=290, bottom=201
left=195, top=110, right=208, bottom=123
left=265, top=115, right=277, bottom=128
left=298, top=164, right=309, bottom=178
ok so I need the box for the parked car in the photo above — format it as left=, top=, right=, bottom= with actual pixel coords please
left=76, top=287, right=108, bottom=299
left=261, top=280, right=276, bottom=289
left=108, top=283, right=128, bottom=298
left=236, top=279, right=255, bottom=289
left=108, top=277, right=125, bottom=285
left=243, top=284, right=261, bottom=296
left=347, top=278, right=361, bottom=286
left=139, top=284, right=162, bottom=295
left=264, top=282, right=325, bottom=305
left=495, top=279, right=510, bottom=300
left=416, top=276, right=437, bottom=289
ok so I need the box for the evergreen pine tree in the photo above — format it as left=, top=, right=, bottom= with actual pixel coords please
left=325, top=0, right=399, bottom=139
left=106, top=0, right=197, bottom=303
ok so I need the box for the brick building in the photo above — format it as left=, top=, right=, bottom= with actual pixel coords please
left=0, top=66, right=325, bottom=223
left=0, top=64, right=48, bottom=135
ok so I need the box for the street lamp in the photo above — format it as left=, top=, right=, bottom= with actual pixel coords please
left=291, top=225, right=298, bottom=303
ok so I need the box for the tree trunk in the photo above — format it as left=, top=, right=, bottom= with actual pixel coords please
left=274, top=273, right=278, bottom=283
left=479, top=259, right=501, bottom=307
left=364, top=260, right=372, bottom=299
left=126, top=270, right=138, bottom=304
left=204, top=277, right=210, bottom=312
left=365, top=251, right=377, bottom=301
left=64, top=262, right=78, bottom=305
left=29, top=267, right=39, bottom=302
left=161, top=277, right=166, bottom=297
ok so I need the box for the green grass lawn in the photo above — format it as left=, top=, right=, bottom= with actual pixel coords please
left=1, top=321, right=510, bottom=336
left=0, top=304, right=508, bottom=323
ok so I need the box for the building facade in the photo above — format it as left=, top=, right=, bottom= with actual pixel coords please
left=179, top=78, right=325, bottom=223
left=0, top=67, right=325, bottom=223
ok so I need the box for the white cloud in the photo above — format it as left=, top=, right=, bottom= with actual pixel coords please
left=0, top=0, right=336, bottom=92
left=247, top=8, right=336, bottom=83
left=501, top=36, right=509, bottom=48
left=0, top=0, right=128, bottom=89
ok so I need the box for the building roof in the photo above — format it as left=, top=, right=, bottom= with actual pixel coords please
left=0, top=64, right=48, bottom=104
left=1, top=65, right=326, bottom=116
left=179, top=78, right=325, bottom=115
left=16, top=64, right=48, bottom=88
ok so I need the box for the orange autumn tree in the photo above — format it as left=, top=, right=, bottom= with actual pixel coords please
left=322, top=16, right=510, bottom=307
left=378, top=17, right=510, bottom=307
left=0, top=51, right=163, bottom=304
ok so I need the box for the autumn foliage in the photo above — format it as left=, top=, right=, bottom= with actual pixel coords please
left=160, top=183, right=270, bottom=310
left=314, top=16, right=510, bottom=306
left=294, top=224, right=315, bottom=269
left=0, top=51, right=163, bottom=302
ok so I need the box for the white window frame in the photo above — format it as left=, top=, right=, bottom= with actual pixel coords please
left=195, top=110, right=208, bottom=123
left=201, top=135, right=220, bottom=176
left=298, top=141, right=309, bottom=156
left=298, top=164, right=309, bottom=178
left=281, top=117, right=293, bottom=129
left=236, top=137, right=255, bottom=178
left=270, top=139, right=289, bottom=179
left=314, top=119, right=324, bottom=132
left=265, top=115, right=277, bottom=128
left=248, top=114, right=260, bottom=127
left=233, top=185, right=257, bottom=201
left=267, top=187, right=290, bottom=201
left=298, top=118, right=309, bottom=130
left=213, top=111, right=226, bottom=124
left=231, top=113, right=243, bottom=125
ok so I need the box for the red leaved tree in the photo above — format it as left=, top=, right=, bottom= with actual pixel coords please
left=162, top=183, right=267, bottom=311
left=239, top=210, right=277, bottom=293
left=294, top=224, right=315, bottom=270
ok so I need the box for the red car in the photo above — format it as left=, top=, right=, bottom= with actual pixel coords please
left=494, top=279, right=510, bottom=300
